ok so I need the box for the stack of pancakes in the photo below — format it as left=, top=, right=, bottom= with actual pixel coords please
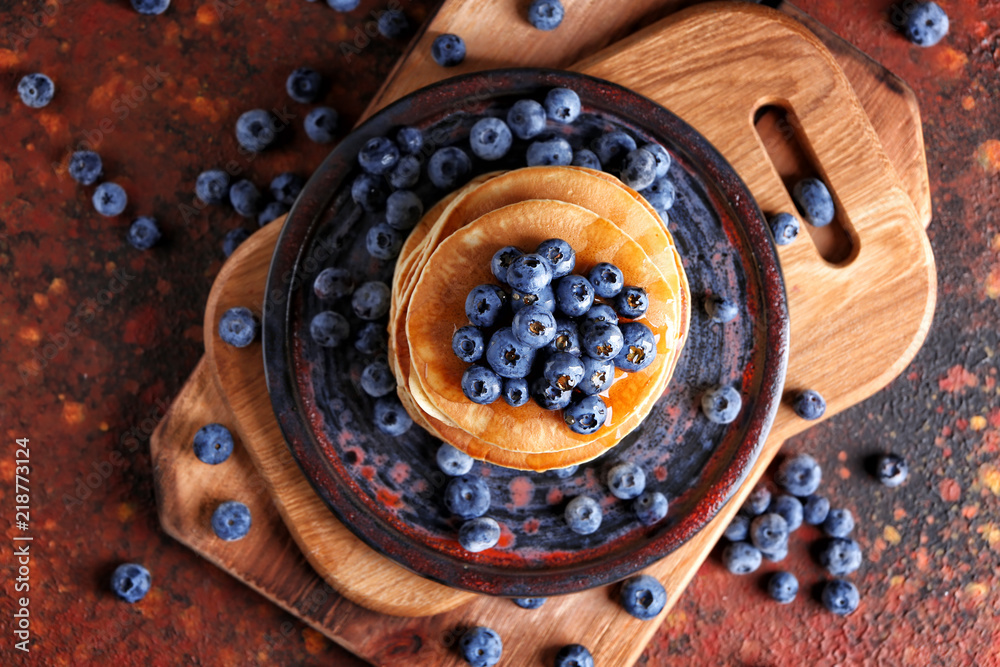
left=388, top=166, right=691, bottom=471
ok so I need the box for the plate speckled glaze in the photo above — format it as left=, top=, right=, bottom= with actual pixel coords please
left=263, top=69, right=789, bottom=597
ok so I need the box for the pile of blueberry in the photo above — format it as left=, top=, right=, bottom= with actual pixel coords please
left=452, top=239, right=657, bottom=435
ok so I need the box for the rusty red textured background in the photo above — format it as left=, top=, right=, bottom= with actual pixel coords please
left=1, top=0, right=999, bottom=665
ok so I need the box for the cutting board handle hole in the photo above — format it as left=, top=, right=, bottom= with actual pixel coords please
left=753, top=104, right=856, bottom=266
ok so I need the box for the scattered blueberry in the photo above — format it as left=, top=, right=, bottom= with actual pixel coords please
left=304, top=107, right=338, bottom=143
left=875, top=453, right=908, bottom=487
left=775, top=453, right=822, bottom=496
left=193, top=423, right=234, bottom=465
left=571, top=149, right=602, bottom=170
left=822, top=508, right=855, bottom=538
left=361, top=359, right=395, bottom=397
left=351, top=281, right=391, bottom=320
left=613, top=286, right=648, bottom=319
left=581, top=321, right=624, bottom=362
left=212, top=501, right=252, bottom=541
left=513, top=597, right=546, bottom=609
left=257, top=201, right=289, bottom=226
left=68, top=150, right=103, bottom=185
left=792, top=177, right=835, bottom=227
left=817, top=537, right=863, bottom=576
left=574, top=357, right=612, bottom=396
left=530, top=375, right=572, bottom=410
left=547, top=318, right=582, bottom=356
left=641, top=177, right=676, bottom=213
left=510, top=285, right=555, bottom=314
left=591, top=131, right=637, bottom=170
left=502, top=377, right=530, bottom=407
left=388, top=154, right=422, bottom=189
left=310, top=311, right=350, bottom=347
left=821, top=579, right=860, bottom=616
left=770, top=212, right=801, bottom=246
left=428, top=146, right=472, bottom=189
left=549, top=465, right=578, bottom=479
left=802, top=494, right=831, bottom=525
left=552, top=275, right=594, bottom=318
left=366, top=222, right=403, bottom=260
left=459, top=517, right=501, bottom=553
left=355, top=322, right=387, bottom=355
left=377, top=9, right=410, bottom=39
left=92, top=182, right=128, bottom=217
left=771, top=494, right=804, bottom=532
left=396, top=127, right=423, bottom=154
left=229, top=179, right=261, bottom=218
left=461, top=365, right=502, bottom=405
left=196, top=169, right=230, bottom=205
left=459, top=626, right=502, bottom=667
left=453, top=326, right=485, bottom=363
left=722, top=541, right=762, bottom=574
left=620, top=148, right=658, bottom=191
left=314, top=267, right=354, bottom=301
left=445, top=474, right=491, bottom=519
left=565, top=495, right=602, bottom=535
left=351, top=173, right=388, bottom=212
left=588, top=263, right=624, bottom=299
left=750, top=513, right=788, bottom=553
left=506, top=99, right=547, bottom=140
left=437, top=443, right=474, bottom=477
left=236, top=109, right=276, bottom=152
left=634, top=490, right=668, bottom=526
left=544, top=87, right=580, bottom=123
left=905, top=2, right=949, bottom=47
left=327, top=0, right=360, bottom=10
left=563, top=395, right=608, bottom=435
left=131, top=0, right=170, bottom=14
left=374, top=396, right=412, bottom=435
left=270, top=172, right=305, bottom=206
left=486, top=328, right=536, bottom=378
left=705, top=295, right=738, bottom=323
left=527, top=0, right=564, bottom=30
left=760, top=543, right=788, bottom=563
left=526, top=137, right=573, bottom=167
left=18, top=73, right=55, bottom=108
left=466, top=284, right=507, bottom=327
left=555, top=644, right=594, bottom=667
left=792, top=389, right=826, bottom=420
left=286, top=67, right=323, bottom=104
left=768, top=571, right=798, bottom=604
left=512, top=304, right=558, bottom=349
left=580, top=303, right=619, bottom=329
left=619, top=575, right=667, bottom=620
left=431, top=33, right=466, bottom=67
left=218, top=307, right=258, bottom=348
left=701, top=385, right=742, bottom=424
left=536, top=238, right=576, bottom=279
left=469, top=117, right=513, bottom=161
left=643, top=143, right=672, bottom=178
left=724, top=514, right=750, bottom=542
left=614, top=321, right=657, bottom=372
left=507, top=254, right=553, bottom=294
left=607, top=461, right=646, bottom=500
left=359, top=137, right=400, bottom=176
left=491, top=246, right=524, bottom=284
left=127, top=217, right=161, bottom=250
left=742, top=485, right=772, bottom=516
left=222, top=228, right=251, bottom=258
left=111, top=563, right=151, bottom=603
left=542, top=352, right=584, bottom=391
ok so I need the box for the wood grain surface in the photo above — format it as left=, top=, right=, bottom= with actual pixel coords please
left=150, top=2, right=936, bottom=665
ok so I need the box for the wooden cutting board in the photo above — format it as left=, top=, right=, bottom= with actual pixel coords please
left=150, top=2, right=936, bottom=665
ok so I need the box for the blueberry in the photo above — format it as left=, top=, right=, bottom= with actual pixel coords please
left=613, top=286, right=648, bottom=319
left=542, top=89, right=580, bottom=126
left=526, top=137, right=573, bottom=167
left=775, top=453, right=822, bottom=496
left=131, top=0, right=170, bottom=14
left=581, top=321, right=624, bottom=362
left=701, top=385, right=742, bottom=424
left=486, top=328, right=536, bottom=378
left=459, top=626, right=502, bottom=667
left=374, top=396, right=412, bottom=435
left=641, top=177, right=676, bottom=213
left=724, top=514, right=750, bottom=542
left=491, top=246, right=524, bottom=284
left=512, top=304, right=557, bottom=349
left=822, top=508, right=855, bottom=538
left=634, top=490, right=668, bottom=526
left=222, top=228, right=251, bottom=258
left=469, top=117, right=513, bottom=161
left=546, top=318, right=581, bottom=356
left=571, top=149, right=602, bottom=170
left=388, top=154, right=422, bottom=190
left=771, top=494, right=804, bottom=532
left=620, top=148, right=658, bottom=191
left=607, top=461, right=646, bottom=499
left=286, top=67, right=323, bottom=104
left=229, top=179, right=261, bottom=218
left=445, top=474, right=490, bottom=519
left=18, top=73, right=55, bottom=108
left=466, top=284, right=507, bottom=328
left=377, top=9, right=409, bottom=39
left=351, top=173, right=388, bottom=212
left=111, top=563, right=152, bottom=603
left=577, top=356, right=614, bottom=396
left=554, top=275, right=595, bottom=318
left=792, top=389, right=826, bottom=420
left=219, top=307, right=258, bottom=348
left=760, top=543, right=789, bottom=563
left=270, top=172, right=305, bottom=206
left=565, top=495, right=602, bottom=535
left=366, top=222, right=403, bottom=260
left=431, top=33, right=466, bottom=67
left=396, top=127, right=423, bottom=154
left=750, top=513, right=788, bottom=552
left=361, top=359, right=395, bottom=397
left=327, top=0, right=360, bottom=10
left=792, top=178, right=835, bottom=227
left=510, top=285, right=555, bottom=314
left=549, top=465, right=578, bottom=479
left=193, top=423, right=234, bottom=465
left=591, top=131, right=637, bottom=170
left=619, top=575, right=666, bottom=620
left=437, top=443, right=474, bottom=476
left=257, top=201, right=289, bottom=227
left=459, top=517, right=501, bottom=553
left=530, top=375, right=572, bottom=410
left=93, top=182, right=128, bottom=217
left=127, top=217, right=161, bottom=250
left=513, top=597, right=545, bottom=609
left=352, top=281, right=391, bottom=320
left=563, top=395, right=608, bottom=435
left=722, top=541, right=762, bottom=574
left=768, top=571, right=799, bottom=604
left=741, top=484, right=772, bottom=516
left=68, top=150, right=103, bottom=185
left=355, top=322, right=387, bottom=355
left=802, top=494, right=831, bottom=525
left=614, top=321, right=656, bottom=372
left=643, top=143, right=672, bottom=178
left=428, top=147, right=472, bottom=189
left=212, top=500, right=252, bottom=541
left=236, top=109, right=276, bottom=152
left=304, top=107, right=338, bottom=143
left=535, top=238, right=575, bottom=279
left=462, top=365, right=502, bottom=405
left=359, top=137, right=400, bottom=176
left=555, top=644, right=594, bottom=667
left=817, top=537, right=863, bottom=576
left=507, top=254, right=552, bottom=294
left=506, top=99, right=547, bottom=140
left=453, top=326, right=485, bottom=363
left=587, top=263, right=623, bottom=299
left=875, top=453, right=908, bottom=487
left=580, top=303, right=618, bottom=329
left=310, top=311, right=350, bottom=347
left=821, top=579, right=860, bottom=616
left=905, top=2, right=949, bottom=47
left=770, top=212, right=801, bottom=246
left=195, top=169, right=230, bottom=205
left=705, top=295, right=738, bottom=323
left=527, top=0, right=564, bottom=30
left=502, top=377, right=530, bottom=407
left=314, top=267, right=354, bottom=301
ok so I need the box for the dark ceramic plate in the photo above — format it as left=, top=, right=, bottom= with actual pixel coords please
left=263, top=69, right=788, bottom=597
